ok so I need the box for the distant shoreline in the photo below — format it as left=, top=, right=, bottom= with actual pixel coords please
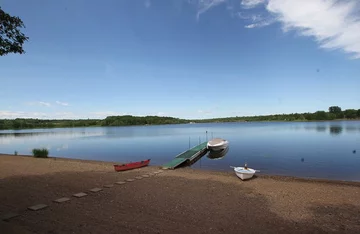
left=0, top=118, right=359, bottom=131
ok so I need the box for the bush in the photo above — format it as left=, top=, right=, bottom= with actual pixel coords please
left=32, top=148, right=49, bottom=158
left=14, top=150, right=18, bottom=155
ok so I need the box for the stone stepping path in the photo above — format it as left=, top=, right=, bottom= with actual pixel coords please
left=4, top=169, right=163, bottom=218
left=28, top=204, right=48, bottom=211
left=1, top=212, right=19, bottom=221
left=53, top=197, right=70, bottom=203
left=73, top=192, right=87, bottom=198
left=89, top=188, right=102, bottom=193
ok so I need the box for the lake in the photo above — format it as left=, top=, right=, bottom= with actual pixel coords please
left=1, top=121, right=360, bottom=182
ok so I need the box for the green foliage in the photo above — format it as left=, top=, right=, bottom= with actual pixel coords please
left=0, top=106, right=359, bottom=130
left=32, top=148, right=49, bottom=158
left=102, top=115, right=188, bottom=126
left=329, top=106, right=343, bottom=119
left=0, top=118, right=102, bottom=130
left=193, top=106, right=358, bottom=123
left=329, top=106, right=342, bottom=114
left=0, top=7, right=29, bottom=56
left=343, top=109, right=357, bottom=119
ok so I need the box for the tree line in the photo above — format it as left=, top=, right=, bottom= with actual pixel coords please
left=0, top=106, right=359, bottom=130
left=195, top=106, right=360, bottom=123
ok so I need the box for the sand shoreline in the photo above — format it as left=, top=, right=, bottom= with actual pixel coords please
left=1, top=155, right=360, bottom=233
left=1, top=153, right=359, bottom=186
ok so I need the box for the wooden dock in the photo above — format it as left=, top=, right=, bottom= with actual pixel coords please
left=162, top=142, right=208, bottom=170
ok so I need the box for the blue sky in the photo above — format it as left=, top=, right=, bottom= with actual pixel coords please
left=1, top=0, right=359, bottom=119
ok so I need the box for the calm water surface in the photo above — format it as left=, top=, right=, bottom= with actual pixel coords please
left=1, top=121, right=360, bottom=181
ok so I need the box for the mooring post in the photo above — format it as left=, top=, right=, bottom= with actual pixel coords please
left=206, top=131, right=208, bottom=141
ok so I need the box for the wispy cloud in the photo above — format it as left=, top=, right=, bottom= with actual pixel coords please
left=241, top=0, right=267, bottom=9
left=0, top=111, right=85, bottom=119
left=197, top=109, right=212, bottom=115
left=90, top=111, right=128, bottom=119
left=244, top=18, right=275, bottom=28
left=39, top=102, right=51, bottom=107
left=266, top=0, right=360, bottom=59
left=190, top=0, right=360, bottom=59
left=156, top=112, right=166, bottom=116
left=191, top=0, right=227, bottom=20
left=56, top=101, right=69, bottom=106
left=27, top=101, right=51, bottom=107
left=0, top=111, right=48, bottom=119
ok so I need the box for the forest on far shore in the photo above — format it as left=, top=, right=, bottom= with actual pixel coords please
left=0, top=106, right=359, bottom=130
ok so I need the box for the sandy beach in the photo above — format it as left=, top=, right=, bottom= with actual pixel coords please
left=0, top=155, right=359, bottom=234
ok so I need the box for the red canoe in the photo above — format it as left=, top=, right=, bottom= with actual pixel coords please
left=114, top=159, right=151, bottom=172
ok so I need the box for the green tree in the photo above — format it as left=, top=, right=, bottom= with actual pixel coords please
left=0, top=7, right=29, bottom=56
left=343, top=109, right=357, bottom=119
left=314, top=111, right=328, bottom=120
left=357, top=109, right=360, bottom=118
left=329, top=106, right=342, bottom=114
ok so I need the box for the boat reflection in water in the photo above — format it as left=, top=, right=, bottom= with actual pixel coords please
left=207, top=146, right=229, bottom=160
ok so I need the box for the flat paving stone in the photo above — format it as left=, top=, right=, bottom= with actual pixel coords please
left=28, top=204, right=48, bottom=211
left=104, top=184, right=114, bottom=188
left=89, top=188, right=102, bottom=193
left=126, top=179, right=135, bottom=182
left=53, top=197, right=70, bottom=203
left=158, top=170, right=164, bottom=173
left=142, top=175, right=150, bottom=178
left=1, top=212, right=19, bottom=221
left=115, top=181, right=126, bottom=185
left=73, top=192, right=87, bottom=198
left=135, top=176, right=143, bottom=180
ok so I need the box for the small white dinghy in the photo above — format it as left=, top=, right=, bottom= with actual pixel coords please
left=231, top=164, right=259, bottom=180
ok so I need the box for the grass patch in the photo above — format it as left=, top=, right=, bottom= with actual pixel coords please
left=32, top=148, right=49, bottom=158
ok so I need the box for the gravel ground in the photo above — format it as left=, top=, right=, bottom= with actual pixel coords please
left=1, top=155, right=360, bottom=234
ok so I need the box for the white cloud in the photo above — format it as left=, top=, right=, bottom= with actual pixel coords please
left=266, top=0, right=360, bottom=59
left=39, top=102, right=51, bottom=107
left=197, top=109, right=212, bottom=115
left=241, top=0, right=267, bottom=9
left=0, top=111, right=47, bottom=119
left=90, top=111, right=128, bottom=119
left=191, top=0, right=360, bottom=59
left=56, top=101, right=69, bottom=106
left=156, top=112, right=166, bottom=116
left=244, top=18, right=274, bottom=28
left=0, top=111, right=85, bottom=119
left=190, top=0, right=227, bottom=20
left=27, top=101, right=51, bottom=107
